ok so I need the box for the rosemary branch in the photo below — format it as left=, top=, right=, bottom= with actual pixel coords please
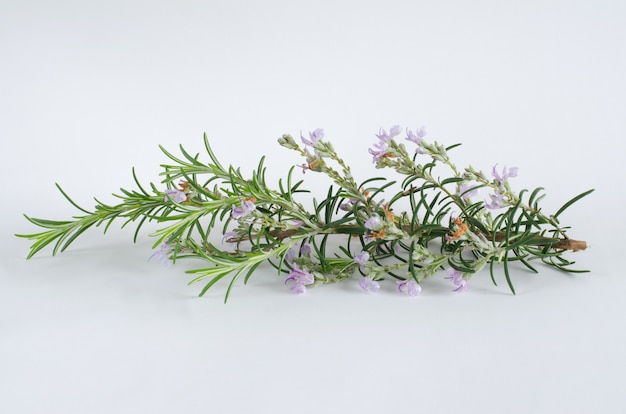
left=17, top=127, right=592, bottom=301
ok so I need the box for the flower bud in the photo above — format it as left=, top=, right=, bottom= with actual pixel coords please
left=278, top=134, right=299, bottom=150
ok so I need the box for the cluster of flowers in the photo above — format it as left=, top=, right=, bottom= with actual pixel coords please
left=19, top=123, right=589, bottom=301
left=152, top=125, right=525, bottom=297
left=367, top=125, right=518, bottom=212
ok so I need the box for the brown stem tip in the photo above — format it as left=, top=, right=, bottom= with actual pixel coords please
left=553, top=239, right=588, bottom=252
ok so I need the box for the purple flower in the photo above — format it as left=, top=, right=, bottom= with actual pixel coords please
left=340, top=197, right=358, bottom=209
left=368, top=140, right=389, bottom=163
left=289, top=283, right=307, bottom=294
left=164, top=189, right=187, bottom=203
left=299, top=155, right=322, bottom=173
left=284, top=247, right=296, bottom=265
left=231, top=198, right=256, bottom=219
left=359, top=277, right=380, bottom=293
left=459, top=183, right=478, bottom=201
left=301, top=128, right=325, bottom=148
left=454, top=279, right=468, bottom=292
left=285, top=264, right=315, bottom=294
left=290, top=219, right=304, bottom=227
left=149, top=243, right=172, bottom=268
left=284, top=241, right=311, bottom=265
left=375, top=125, right=402, bottom=142
left=406, top=126, right=427, bottom=146
left=299, top=240, right=312, bottom=256
left=339, top=201, right=354, bottom=211
left=485, top=192, right=505, bottom=210
left=445, top=268, right=468, bottom=292
left=397, top=279, right=422, bottom=296
left=445, top=268, right=462, bottom=283
left=286, top=264, right=314, bottom=285
left=492, top=164, right=518, bottom=183
left=364, top=215, right=382, bottom=231
left=353, top=251, right=370, bottom=266
left=222, top=231, right=238, bottom=250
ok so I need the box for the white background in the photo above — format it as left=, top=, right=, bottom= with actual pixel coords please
left=1, top=1, right=625, bottom=413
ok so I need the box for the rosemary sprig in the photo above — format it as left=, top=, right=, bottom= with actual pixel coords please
left=17, top=126, right=592, bottom=301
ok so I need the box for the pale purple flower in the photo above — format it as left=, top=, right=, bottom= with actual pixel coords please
left=375, top=125, right=402, bottom=142
left=485, top=192, right=505, bottom=210
left=364, top=215, right=382, bottom=231
left=492, top=164, right=518, bottom=183
left=445, top=268, right=462, bottom=283
left=290, top=283, right=307, bottom=294
left=231, top=199, right=256, bottom=219
left=459, top=183, right=479, bottom=201
left=340, top=198, right=358, bottom=211
left=290, top=219, right=304, bottom=227
left=406, top=126, right=427, bottom=146
left=397, top=279, right=422, bottom=296
left=284, top=241, right=311, bottom=264
left=285, top=264, right=315, bottom=294
left=284, top=247, right=296, bottom=265
left=222, top=231, right=238, bottom=250
left=454, top=279, right=468, bottom=292
left=300, top=240, right=312, bottom=256
left=298, top=155, right=322, bottom=173
left=149, top=243, right=172, bottom=268
left=286, top=264, right=314, bottom=285
left=164, top=189, right=187, bottom=203
left=445, top=268, right=468, bottom=292
left=359, top=277, right=380, bottom=293
left=339, top=201, right=353, bottom=211
left=353, top=251, right=370, bottom=266
left=301, top=128, right=325, bottom=147
left=368, top=140, right=389, bottom=163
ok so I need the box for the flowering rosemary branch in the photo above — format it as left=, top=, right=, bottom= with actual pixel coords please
left=17, top=126, right=592, bottom=301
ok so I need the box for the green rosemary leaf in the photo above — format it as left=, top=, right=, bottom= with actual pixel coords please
left=440, top=177, right=464, bottom=186
left=129, top=168, right=148, bottom=196
left=445, top=143, right=462, bottom=152
left=502, top=252, right=516, bottom=295
left=197, top=272, right=230, bottom=297
left=369, top=180, right=396, bottom=200
left=516, top=251, right=539, bottom=273
left=554, top=189, right=595, bottom=219
left=489, top=258, right=498, bottom=286
left=55, top=183, right=92, bottom=214
left=528, top=187, right=544, bottom=209
left=447, top=259, right=474, bottom=274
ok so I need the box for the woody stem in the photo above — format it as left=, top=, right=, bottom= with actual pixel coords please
left=230, top=224, right=586, bottom=252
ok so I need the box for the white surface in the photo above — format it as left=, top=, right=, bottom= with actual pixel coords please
left=1, top=1, right=625, bottom=413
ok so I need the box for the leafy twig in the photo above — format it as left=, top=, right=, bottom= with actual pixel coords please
left=17, top=126, right=592, bottom=301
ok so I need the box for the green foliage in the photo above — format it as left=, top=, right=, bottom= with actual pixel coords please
left=17, top=130, right=592, bottom=301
